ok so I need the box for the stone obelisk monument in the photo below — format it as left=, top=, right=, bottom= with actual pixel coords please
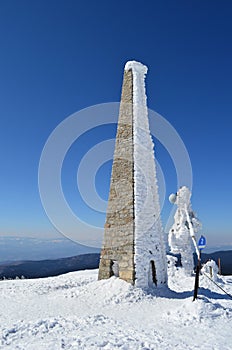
left=98, top=61, right=167, bottom=288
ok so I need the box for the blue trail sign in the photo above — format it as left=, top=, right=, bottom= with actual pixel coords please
left=198, top=235, right=206, bottom=250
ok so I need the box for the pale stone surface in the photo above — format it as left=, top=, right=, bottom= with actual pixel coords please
left=98, top=69, right=134, bottom=283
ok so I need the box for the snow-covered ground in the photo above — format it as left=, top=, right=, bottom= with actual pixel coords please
left=1, top=265, right=232, bottom=350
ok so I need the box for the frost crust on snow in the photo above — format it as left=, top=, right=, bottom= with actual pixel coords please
left=125, top=61, right=167, bottom=288
left=168, top=186, right=201, bottom=275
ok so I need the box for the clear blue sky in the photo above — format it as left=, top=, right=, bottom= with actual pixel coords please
left=1, top=0, right=231, bottom=248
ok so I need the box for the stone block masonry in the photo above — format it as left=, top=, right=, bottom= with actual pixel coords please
left=98, top=61, right=167, bottom=288
left=98, top=69, right=135, bottom=284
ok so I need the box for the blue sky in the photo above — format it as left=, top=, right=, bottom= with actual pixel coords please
left=1, top=0, right=232, bottom=249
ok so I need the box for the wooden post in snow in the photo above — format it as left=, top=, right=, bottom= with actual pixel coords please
left=218, top=258, right=221, bottom=275
left=209, top=266, right=213, bottom=278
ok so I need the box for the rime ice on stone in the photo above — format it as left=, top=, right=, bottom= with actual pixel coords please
left=98, top=60, right=167, bottom=288
left=168, top=186, right=201, bottom=275
left=129, top=61, right=167, bottom=288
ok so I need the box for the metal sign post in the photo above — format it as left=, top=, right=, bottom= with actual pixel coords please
left=193, top=235, right=206, bottom=301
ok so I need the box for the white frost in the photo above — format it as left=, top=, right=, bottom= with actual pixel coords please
left=125, top=60, right=167, bottom=288
left=168, top=186, right=201, bottom=275
left=125, top=60, right=148, bottom=75
left=202, top=259, right=219, bottom=281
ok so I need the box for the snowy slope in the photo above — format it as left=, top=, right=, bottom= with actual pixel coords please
left=1, top=266, right=232, bottom=350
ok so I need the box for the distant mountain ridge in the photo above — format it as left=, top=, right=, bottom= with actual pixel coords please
left=0, top=250, right=231, bottom=280
left=0, top=253, right=100, bottom=279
